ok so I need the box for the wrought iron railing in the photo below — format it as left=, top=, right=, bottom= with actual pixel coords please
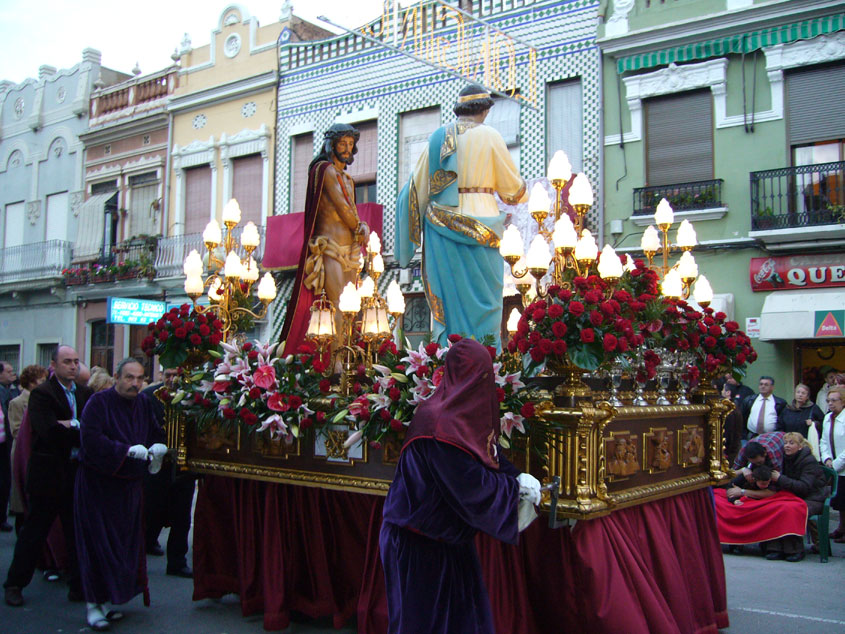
left=633, top=179, right=723, bottom=216
left=750, top=160, right=845, bottom=230
left=0, top=240, right=72, bottom=285
left=154, top=226, right=265, bottom=279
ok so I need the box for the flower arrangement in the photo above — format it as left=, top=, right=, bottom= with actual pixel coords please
left=62, top=267, right=89, bottom=285
left=142, top=303, right=225, bottom=369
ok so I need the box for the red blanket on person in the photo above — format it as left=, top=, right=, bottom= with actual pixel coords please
left=714, top=488, right=808, bottom=545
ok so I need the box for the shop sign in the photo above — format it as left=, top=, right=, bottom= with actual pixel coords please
left=749, top=253, right=845, bottom=292
left=745, top=317, right=760, bottom=338
left=814, top=311, right=844, bottom=338
left=107, top=297, right=166, bottom=325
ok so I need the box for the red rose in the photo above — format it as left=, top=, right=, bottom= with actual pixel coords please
left=708, top=325, right=721, bottom=336
left=725, top=337, right=737, bottom=350
left=520, top=402, right=535, bottom=419
left=316, top=411, right=326, bottom=423
left=584, top=290, right=602, bottom=304
left=158, top=330, right=169, bottom=342
left=212, top=380, right=230, bottom=393
left=715, top=311, right=727, bottom=321
left=171, top=318, right=183, bottom=328
left=288, top=395, right=303, bottom=409
left=580, top=328, right=595, bottom=343
left=300, top=417, right=314, bottom=430
left=390, top=418, right=404, bottom=432
left=415, top=365, right=430, bottom=378
left=602, top=334, right=618, bottom=352
left=179, top=305, right=190, bottom=316
left=558, top=289, right=573, bottom=301
left=448, top=334, right=462, bottom=343
left=486, top=346, right=497, bottom=360
left=209, top=334, right=222, bottom=346
left=507, top=340, right=517, bottom=353
left=424, top=342, right=439, bottom=356
left=242, top=342, right=253, bottom=351
left=725, top=321, right=739, bottom=332
left=222, top=407, right=237, bottom=419
left=239, top=408, right=258, bottom=425
left=156, top=318, right=167, bottom=329
left=551, top=321, right=567, bottom=338
left=199, top=324, right=211, bottom=336
left=569, top=301, right=585, bottom=316
left=552, top=339, right=567, bottom=355
left=589, top=311, right=603, bottom=326
left=529, top=348, right=546, bottom=363
left=548, top=303, right=564, bottom=319
left=736, top=352, right=747, bottom=364
left=248, top=387, right=261, bottom=399
left=517, top=339, right=529, bottom=354
left=495, top=387, right=505, bottom=403
left=174, top=328, right=187, bottom=339
left=196, top=314, right=207, bottom=325
left=538, top=338, right=553, bottom=354
left=190, top=334, right=202, bottom=345
left=617, top=336, right=629, bottom=352
left=319, top=379, right=331, bottom=393
left=379, top=408, right=391, bottom=421
left=248, top=350, right=259, bottom=359
left=704, top=336, right=717, bottom=348
left=533, top=308, right=546, bottom=321
left=185, top=321, right=195, bottom=332
left=212, top=319, right=224, bottom=330
left=389, top=386, right=402, bottom=401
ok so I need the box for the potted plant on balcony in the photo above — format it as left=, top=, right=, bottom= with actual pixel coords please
left=62, top=267, right=88, bottom=286
left=90, top=263, right=117, bottom=283
left=753, top=206, right=776, bottom=230
left=115, top=260, right=140, bottom=281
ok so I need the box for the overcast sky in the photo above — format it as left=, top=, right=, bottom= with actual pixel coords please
left=0, top=1, right=398, bottom=85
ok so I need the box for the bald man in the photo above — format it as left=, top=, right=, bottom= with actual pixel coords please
left=4, top=346, right=92, bottom=607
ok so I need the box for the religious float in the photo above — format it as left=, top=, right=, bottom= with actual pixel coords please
left=144, top=152, right=751, bottom=632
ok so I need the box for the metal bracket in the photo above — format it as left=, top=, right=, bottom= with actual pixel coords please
left=542, top=476, right=572, bottom=529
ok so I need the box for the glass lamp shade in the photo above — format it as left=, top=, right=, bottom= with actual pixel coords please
left=307, top=303, right=335, bottom=338
left=222, top=198, right=242, bottom=225
left=574, top=229, right=598, bottom=262
left=597, top=244, right=623, bottom=279
left=257, top=272, right=277, bottom=301
left=183, top=249, right=204, bottom=277
left=552, top=215, right=577, bottom=249
left=359, top=276, right=375, bottom=298
left=693, top=275, right=714, bottom=305
left=547, top=150, right=572, bottom=183
left=661, top=268, right=684, bottom=298
left=362, top=306, right=380, bottom=335
left=568, top=173, right=594, bottom=207
left=372, top=253, right=385, bottom=274
left=203, top=220, right=222, bottom=245
left=506, top=307, right=521, bottom=333
left=677, top=251, right=698, bottom=280
left=526, top=235, right=552, bottom=270
left=241, top=221, right=260, bottom=248
left=654, top=198, right=674, bottom=227
left=224, top=251, right=243, bottom=278
left=386, top=280, right=405, bottom=315
left=243, top=257, right=259, bottom=283
left=339, top=282, right=361, bottom=313
left=641, top=225, right=661, bottom=252
left=623, top=254, right=636, bottom=273
left=499, top=225, right=525, bottom=259
left=377, top=305, right=391, bottom=336
left=676, top=219, right=697, bottom=249
left=184, top=274, right=204, bottom=296
left=368, top=231, right=382, bottom=255
left=527, top=183, right=551, bottom=214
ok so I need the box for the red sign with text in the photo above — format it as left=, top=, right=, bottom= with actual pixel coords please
left=749, top=253, right=845, bottom=292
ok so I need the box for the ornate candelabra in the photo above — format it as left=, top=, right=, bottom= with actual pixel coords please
left=183, top=199, right=277, bottom=342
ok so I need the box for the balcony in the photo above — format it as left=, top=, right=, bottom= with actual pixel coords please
left=749, top=161, right=845, bottom=247
left=154, top=226, right=266, bottom=280
left=0, top=240, right=72, bottom=287
left=631, top=179, right=726, bottom=225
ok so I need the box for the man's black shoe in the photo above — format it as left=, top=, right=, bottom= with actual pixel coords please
left=4, top=586, right=23, bottom=607
left=68, top=589, right=85, bottom=602
left=146, top=544, right=164, bottom=557
left=765, top=551, right=785, bottom=560
left=785, top=551, right=805, bottom=562
left=166, top=566, right=193, bottom=578
left=0, top=522, right=13, bottom=533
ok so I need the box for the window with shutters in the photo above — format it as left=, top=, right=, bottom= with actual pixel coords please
left=127, top=172, right=159, bottom=238
left=45, top=192, right=69, bottom=243
left=3, top=201, right=25, bottom=249
left=547, top=80, right=583, bottom=172
left=346, top=120, right=377, bottom=204
left=645, top=89, right=713, bottom=187
left=402, top=294, right=430, bottom=350
left=0, top=345, right=20, bottom=373
left=398, top=107, right=440, bottom=190
left=184, top=165, right=212, bottom=235
left=37, top=343, right=58, bottom=369
left=290, top=133, right=314, bottom=214
left=232, top=154, right=263, bottom=226
left=90, top=320, right=115, bottom=374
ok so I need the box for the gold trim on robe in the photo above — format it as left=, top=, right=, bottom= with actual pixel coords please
left=426, top=203, right=501, bottom=249
left=430, top=169, right=457, bottom=195
left=408, top=179, right=421, bottom=246
left=440, top=123, right=457, bottom=163
left=423, top=261, right=445, bottom=325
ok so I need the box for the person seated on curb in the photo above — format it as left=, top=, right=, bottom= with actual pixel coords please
left=758, top=432, right=827, bottom=562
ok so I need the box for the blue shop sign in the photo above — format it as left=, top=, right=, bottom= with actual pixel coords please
left=107, top=297, right=167, bottom=325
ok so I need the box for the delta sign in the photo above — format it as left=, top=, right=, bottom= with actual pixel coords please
left=814, top=311, right=845, bottom=338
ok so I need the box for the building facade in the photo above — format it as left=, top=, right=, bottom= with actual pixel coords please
left=598, top=0, right=845, bottom=396
left=270, top=0, right=602, bottom=345
left=0, top=49, right=128, bottom=371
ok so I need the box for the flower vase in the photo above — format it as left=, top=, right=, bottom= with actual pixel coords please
left=676, top=372, right=692, bottom=405
left=545, top=356, right=591, bottom=405
left=183, top=348, right=210, bottom=370
left=632, top=376, right=649, bottom=406
left=655, top=372, right=672, bottom=405
left=608, top=365, right=624, bottom=407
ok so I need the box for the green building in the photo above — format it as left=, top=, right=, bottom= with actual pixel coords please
left=598, top=0, right=845, bottom=401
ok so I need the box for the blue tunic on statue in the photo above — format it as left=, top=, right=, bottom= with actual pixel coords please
left=380, top=439, right=520, bottom=634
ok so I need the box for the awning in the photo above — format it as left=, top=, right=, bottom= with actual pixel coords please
left=72, top=192, right=117, bottom=263
left=759, top=288, right=845, bottom=341
left=617, top=13, right=845, bottom=73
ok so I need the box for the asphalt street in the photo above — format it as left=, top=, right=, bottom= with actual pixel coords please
left=0, top=508, right=842, bottom=633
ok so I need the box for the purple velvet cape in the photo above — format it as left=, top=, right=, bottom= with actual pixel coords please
left=74, top=388, right=164, bottom=605
left=380, top=439, right=520, bottom=634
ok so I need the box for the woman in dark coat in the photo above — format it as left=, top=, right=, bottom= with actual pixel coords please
left=779, top=383, right=824, bottom=437
left=763, top=432, right=827, bottom=561
left=379, top=339, right=540, bottom=634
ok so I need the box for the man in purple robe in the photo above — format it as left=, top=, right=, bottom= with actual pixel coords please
left=74, top=358, right=166, bottom=631
left=380, top=339, right=541, bottom=634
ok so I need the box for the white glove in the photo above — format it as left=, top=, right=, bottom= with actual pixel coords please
left=127, top=444, right=148, bottom=461
left=517, top=472, right=542, bottom=506
left=148, top=443, right=168, bottom=474
left=518, top=498, right=538, bottom=532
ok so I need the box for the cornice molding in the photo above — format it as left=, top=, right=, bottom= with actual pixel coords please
left=167, top=70, right=276, bottom=113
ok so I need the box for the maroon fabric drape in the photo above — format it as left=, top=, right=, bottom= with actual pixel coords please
left=193, top=477, right=727, bottom=633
